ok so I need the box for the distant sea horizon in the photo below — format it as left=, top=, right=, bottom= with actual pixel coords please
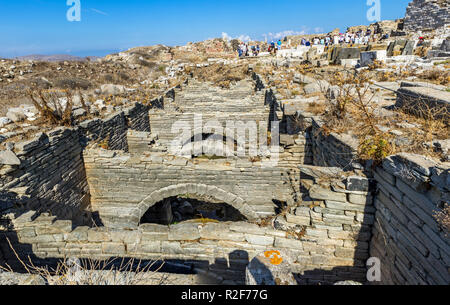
left=1, top=49, right=125, bottom=60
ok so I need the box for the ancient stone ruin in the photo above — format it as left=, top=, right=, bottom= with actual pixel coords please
left=0, top=0, right=449, bottom=286
left=0, top=68, right=448, bottom=285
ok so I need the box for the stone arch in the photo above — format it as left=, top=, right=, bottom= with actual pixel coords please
left=135, top=183, right=259, bottom=226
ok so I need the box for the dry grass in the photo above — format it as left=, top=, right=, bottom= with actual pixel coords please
left=0, top=237, right=166, bottom=285
left=185, top=63, right=249, bottom=88
left=311, top=66, right=450, bottom=162
left=306, top=102, right=327, bottom=115
left=393, top=102, right=449, bottom=159
left=295, top=63, right=314, bottom=75
left=367, top=60, right=385, bottom=71
left=434, top=204, right=450, bottom=237
left=417, top=69, right=450, bottom=86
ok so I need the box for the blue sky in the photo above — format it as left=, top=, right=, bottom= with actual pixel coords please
left=0, top=0, right=411, bottom=58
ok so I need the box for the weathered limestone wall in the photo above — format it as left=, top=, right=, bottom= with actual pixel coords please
left=83, top=149, right=295, bottom=229
left=0, top=128, right=91, bottom=224
left=404, top=0, right=450, bottom=31
left=286, top=111, right=360, bottom=171
left=79, top=102, right=150, bottom=151
left=127, top=130, right=156, bottom=154
left=7, top=167, right=374, bottom=285
left=310, top=118, right=360, bottom=170
left=0, top=103, right=151, bottom=225
left=286, top=107, right=449, bottom=285
left=292, top=165, right=375, bottom=284
left=371, top=153, right=449, bottom=285
left=278, top=134, right=313, bottom=169
left=124, top=102, right=151, bottom=132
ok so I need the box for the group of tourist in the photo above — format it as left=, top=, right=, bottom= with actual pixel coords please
left=238, top=42, right=261, bottom=58
left=237, top=27, right=390, bottom=58
left=299, top=29, right=386, bottom=47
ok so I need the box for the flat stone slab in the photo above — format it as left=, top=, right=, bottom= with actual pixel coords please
left=400, top=81, right=447, bottom=91
left=0, top=150, right=21, bottom=165
left=399, top=86, right=450, bottom=104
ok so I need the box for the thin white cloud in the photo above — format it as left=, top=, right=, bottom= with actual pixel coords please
left=237, top=34, right=252, bottom=42
left=264, top=28, right=310, bottom=41
left=221, top=32, right=231, bottom=41
left=91, top=8, right=108, bottom=16
left=221, top=32, right=252, bottom=42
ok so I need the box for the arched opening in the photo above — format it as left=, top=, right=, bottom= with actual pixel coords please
left=140, top=194, right=247, bottom=225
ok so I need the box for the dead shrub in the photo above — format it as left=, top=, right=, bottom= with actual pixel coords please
left=28, top=89, right=74, bottom=127
left=319, top=69, right=396, bottom=163
left=418, top=69, right=450, bottom=86
left=367, top=59, right=385, bottom=71
left=434, top=204, right=450, bottom=237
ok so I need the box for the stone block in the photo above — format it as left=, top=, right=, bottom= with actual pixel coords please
left=274, top=237, right=303, bottom=250
left=161, top=241, right=183, bottom=254
left=309, top=185, right=347, bottom=202
left=64, top=226, right=89, bottom=242
left=286, top=213, right=311, bottom=226
left=323, top=214, right=355, bottom=226
left=102, top=242, right=126, bottom=254
left=168, top=223, right=200, bottom=241
left=346, top=176, right=369, bottom=192
left=136, top=241, right=161, bottom=253
left=348, top=193, right=373, bottom=205
left=88, top=229, right=112, bottom=242
left=360, top=51, right=377, bottom=67
left=305, top=228, right=328, bottom=238
left=244, top=234, right=274, bottom=246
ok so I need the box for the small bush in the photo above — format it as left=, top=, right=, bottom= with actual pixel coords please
left=359, top=133, right=394, bottom=163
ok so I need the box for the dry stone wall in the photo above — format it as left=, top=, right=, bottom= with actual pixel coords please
left=285, top=111, right=361, bottom=171
left=79, top=102, right=150, bottom=151
left=404, top=0, right=450, bottom=31
left=0, top=128, right=90, bottom=225
left=127, top=130, right=157, bottom=154
left=371, top=153, right=449, bottom=285
left=0, top=103, right=151, bottom=225
left=83, top=149, right=295, bottom=229
left=7, top=164, right=375, bottom=285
